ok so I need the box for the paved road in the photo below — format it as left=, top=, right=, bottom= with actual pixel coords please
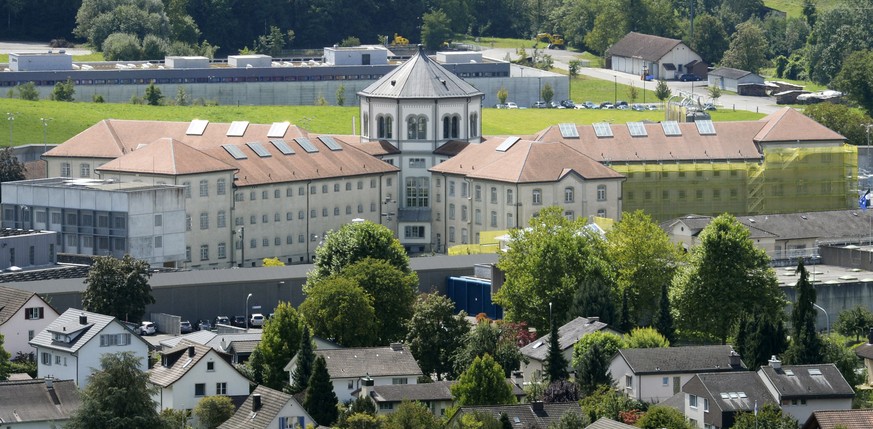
left=0, top=41, right=92, bottom=55
left=480, top=47, right=782, bottom=115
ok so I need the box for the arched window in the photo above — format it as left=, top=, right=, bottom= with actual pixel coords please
left=385, top=115, right=393, bottom=138
left=470, top=113, right=478, bottom=137
left=407, top=115, right=428, bottom=139
left=443, top=116, right=451, bottom=139
left=565, top=187, right=575, bottom=203
left=377, top=115, right=392, bottom=139
left=451, top=115, right=460, bottom=138
left=532, top=189, right=542, bottom=205
left=597, top=185, right=607, bottom=201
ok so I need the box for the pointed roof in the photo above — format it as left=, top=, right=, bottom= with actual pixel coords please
left=359, top=48, right=483, bottom=99
left=755, top=107, right=845, bottom=143
left=0, top=284, right=37, bottom=325
left=97, top=138, right=237, bottom=175
left=520, top=317, right=616, bottom=362
left=607, top=32, right=686, bottom=62
left=44, top=119, right=127, bottom=158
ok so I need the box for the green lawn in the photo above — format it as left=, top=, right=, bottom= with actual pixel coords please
left=0, top=52, right=104, bottom=64
left=569, top=75, right=658, bottom=106
left=763, top=0, right=844, bottom=18
left=455, top=36, right=535, bottom=50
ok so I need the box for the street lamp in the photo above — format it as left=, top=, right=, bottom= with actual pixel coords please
left=41, top=118, right=52, bottom=155
left=812, top=302, right=829, bottom=335
left=245, top=293, right=253, bottom=331
left=613, top=76, right=617, bottom=105
left=6, top=112, right=15, bottom=146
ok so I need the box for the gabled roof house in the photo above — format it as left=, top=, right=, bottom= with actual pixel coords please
left=218, top=384, right=317, bottom=429
left=0, top=284, right=59, bottom=356
left=607, top=32, right=706, bottom=80
left=0, top=378, right=81, bottom=428
left=518, top=316, right=620, bottom=382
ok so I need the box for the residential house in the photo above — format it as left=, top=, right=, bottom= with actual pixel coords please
left=854, top=332, right=873, bottom=387
left=607, top=32, right=706, bottom=80
left=586, top=417, right=638, bottom=429
left=802, top=409, right=873, bottom=429
left=757, top=359, right=854, bottom=424
left=0, top=378, right=81, bottom=429
left=679, top=371, right=776, bottom=429
left=0, top=284, right=59, bottom=356
left=519, top=316, right=620, bottom=382
left=29, top=308, right=150, bottom=388
left=149, top=340, right=252, bottom=412
left=446, top=402, right=582, bottom=429
left=359, top=378, right=526, bottom=417
left=707, top=67, right=765, bottom=93
left=284, top=343, right=422, bottom=403
left=218, top=384, right=317, bottom=429
left=608, top=345, right=745, bottom=403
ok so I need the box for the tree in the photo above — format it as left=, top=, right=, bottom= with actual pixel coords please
left=262, top=257, right=284, bottom=267
left=496, top=206, right=614, bottom=333
left=174, top=86, right=189, bottom=106
left=580, top=385, right=643, bottom=423
left=575, top=339, right=613, bottom=394
left=406, top=293, right=468, bottom=380
left=290, top=325, right=314, bottom=394
left=605, top=210, right=684, bottom=326
left=0, top=147, right=25, bottom=183
left=384, top=401, right=441, bottom=429
left=101, top=32, right=143, bottom=60
left=653, top=284, right=675, bottom=343
left=194, top=395, right=235, bottom=429
left=66, top=352, right=163, bottom=429
left=340, top=36, right=361, bottom=47
left=806, top=4, right=873, bottom=84
left=672, top=214, right=785, bottom=343
left=802, top=0, right=817, bottom=27
left=627, top=84, right=638, bottom=104
left=345, top=413, right=380, bottom=429
left=300, top=277, right=377, bottom=347
left=784, top=260, right=823, bottom=365
left=732, top=403, right=797, bottom=429
left=14, top=81, right=39, bottom=101
left=803, top=103, right=873, bottom=147
left=545, top=311, right=569, bottom=381
left=82, top=255, right=154, bottom=322
left=304, top=356, right=339, bottom=426
left=50, top=77, right=75, bottom=102
left=421, top=9, right=452, bottom=51
left=835, top=306, right=873, bottom=342
left=690, top=13, right=729, bottom=64
left=541, top=83, right=554, bottom=104
left=822, top=334, right=864, bottom=387
left=542, top=380, right=579, bottom=404
left=708, top=85, right=722, bottom=104
left=160, top=409, right=192, bottom=429
left=451, top=354, right=516, bottom=406
left=623, top=327, right=669, bottom=348
left=308, top=220, right=409, bottom=289
left=547, top=411, right=590, bottom=429
left=251, top=301, right=302, bottom=390
left=336, top=84, right=346, bottom=106
left=618, top=289, right=633, bottom=333
left=254, top=26, right=292, bottom=57
left=636, top=406, right=694, bottom=429
left=141, top=34, right=168, bottom=60
left=452, top=319, right=525, bottom=378
left=144, top=81, right=163, bottom=105
left=342, top=258, right=417, bottom=344
left=720, top=20, right=769, bottom=73
left=497, top=86, right=508, bottom=104
left=337, top=396, right=376, bottom=428
left=832, top=50, right=873, bottom=115
left=655, top=80, right=671, bottom=105
left=74, top=0, right=169, bottom=51
left=0, top=333, right=10, bottom=380
left=734, top=313, right=788, bottom=369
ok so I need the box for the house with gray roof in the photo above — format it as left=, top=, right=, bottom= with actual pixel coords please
left=708, top=67, right=764, bottom=93
left=359, top=378, right=526, bottom=417
left=29, top=308, right=150, bottom=388
left=757, top=359, right=854, bottom=424
left=608, top=345, right=745, bottom=403
left=680, top=371, right=775, bottom=428
left=607, top=32, right=706, bottom=80
left=149, top=340, right=252, bottom=412
left=0, top=378, right=81, bottom=428
left=446, top=402, right=582, bottom=429
left=218, top=384, right=316, bottom=429
left=284, top=343, right=423, bottom=403
left=519, top=316, right=620, bottom=382
left=802, top=409, right=873, bottom=429
left=0, top=284, right=59, bottom=356
left=853, top=333, right=873, bottom=387
left=586, top=417, right=637, bottom=429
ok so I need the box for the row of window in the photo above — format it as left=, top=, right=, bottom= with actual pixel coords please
left=6, top=72, right=390, bottom=88
left=41, top=352, right=66, bottom=366
left=188, top=232, right=329, bottom=263
left=444, top=182, right=609, bottom=205
left=7, top=246, right=37, bottom=267
left=364, top=113, right=479, bottom=139
left=99, top=333, right=132, bottom=347
left=233, top=179, right=382, bottom=202
left=627, top=188, right=741, bottom=201
left=627, top=170, right=742, bottom=179
left=59, top=162, right=90, bottom=178
left=183, top=179, right=227, bottom=198
left=11, top=209, right=127, bottom=230
left=195, top=382, right=228, bottom=396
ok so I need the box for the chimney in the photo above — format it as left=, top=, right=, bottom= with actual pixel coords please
left=360, top=375, right=374, bottom=399
left=188, top=346, right=195, bottom=358
left=511, top=370, right=524, bottom=386
left=390, top=342, right=403, bottom=351
left=868, top=328, right=873, bottom=345
left=45, top=376, right=54, bottom=389
left=768, top=355, right=781, bottom=370
left=79, top=313, right=87, bottom=325
left=252, top=394, right=262, bottom=411
left=587, top=317, right=599, bottom=324
left=729, top=350, right=741, bottom=368
left=531, top=401, right=544, bottom=413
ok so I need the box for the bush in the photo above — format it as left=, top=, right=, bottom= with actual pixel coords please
left=141, top=35, right=169, bottom=60
left=92, top=94, right=105, bottom=103
left=15, top=82, right=40, bottom=101
left=102, top=32, right=142, bottom=61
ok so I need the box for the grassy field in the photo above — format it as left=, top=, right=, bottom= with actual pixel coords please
left=763, top=0, right=844, bottom=18
left=0, top=53, right=104, bottom=64
left=569, top=74, right=658, bottom=106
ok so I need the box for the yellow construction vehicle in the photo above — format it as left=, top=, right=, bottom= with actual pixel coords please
left=393, top=33, right=409, bottom=45
left=535, top=33, right=565, bottom=49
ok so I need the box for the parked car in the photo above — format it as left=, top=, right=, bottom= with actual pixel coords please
left=600, top=101, right=614, bottom=109
left=617, top=104, right=630, bottom=110
left=495, top=103, right=507, bottom=109
left=616, top=100, right=628, bottom=107
left=703, top=103, right=717, bottom=111
left=631, top=104, right=645, bottom=111
left=560, top=100, right=576, bottom=109
left=197, top=319, right=213, bottom=331
left=232, top=315, right=247, bottom=328
left=505, top=102, right=518, bottom=109
left=250, top=313, right=265, bottom=327
left=582, top=101, right=598, bottom=109
left=679, top=73, right=701, bottom=82
left=214, top=316, right=230, bottom=327
left=180, top=320, right=193, bottom=334
left=532, top=101, right=548, bottom=108
left=140, top=321, right=156, bottom=336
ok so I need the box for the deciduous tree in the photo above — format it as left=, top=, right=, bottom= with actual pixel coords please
left=0, top=333, right=10, bottom=380
left=300, top=277, right=377, bottom=347
left=835, top=306, right=873, bottom=342
left=803, top=103, right=873, bottom=146
left=308, top=221, right=409, bottom=289
left=655, top=80, right=671, bottom=105
left=623, top=327, right=669, bottom=348
left=690, top=13, right=729, bottom=64
left=547, top=410, right=590, bottom=429
left=542, top=380, right=579, bottom=404
left=421, top=9, right=452, bottom=51
left=451, top=354, right=516, bottom=406
left=262, top=257, right=284, bottom=267
left=452, top=319, right=525, bottom=377
left=406, top=293, right=468, bottom=380
left=720, top=20, right=768, bottom=73
left=304, top=355, right=339, bottom=426
left=194, top=395, right=235, bottom=429
left=0, top=147, right=25, bottom=183
left=342, top=258, right=417, bottom=344
left=732, top=403, right=797, bottom=429
left=50, top=77, right=75, bottom=102
left=82, top=255, right=154, bottom=322
left=384, top=401, right=441, bottom=429
left=832, top=50, right=873, bottom=115
left=250, top=301, right=302, bottom=390
left=636, top=406, right=694, bottom=429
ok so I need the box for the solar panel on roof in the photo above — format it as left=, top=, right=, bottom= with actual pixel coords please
left=593, top=122, right=613, bottom=138
left=246, top=142, right=271, bottom=158
left=695, top=119, right=716, bottom=135
left=222, top=144, right=247, bottom=160
left=627, top=122, right=648, bottom=137
left=267, top=122, right=290, bottom=138
left=271, top=139, right=295, bottom=155
left=186, top=119, right=209, bottom=136
left=662, top=121, right=682, bottom=136
left=558, top=123, right=579, bottom=138
left=319, top=136, right=343, bottom=151
left=295, top=137, right=319, bottom=153
left=227, top=121, right=249, bottom=137
left=495, top=136, right=520, bottom=152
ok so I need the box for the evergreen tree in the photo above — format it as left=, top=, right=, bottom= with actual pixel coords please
left=618, top=289, right=633, bottom=333
left=500, top=413, right=512, bottom=429
left=0, top=333, right=10, bottom=380
left=653, top=284, right=675, bottom=343
left=545, top=311, right=569, bottom=381
left=737, top=313, right=788, bottom=369
left=576, top=341, right=613, bottom=394
left=786, top=260, right=823, bottom=364
left=290, top=325, right=314, bottom=394
left=144, top=81, right=163, bottom=105
left=304, top=356, right=339, bottom=426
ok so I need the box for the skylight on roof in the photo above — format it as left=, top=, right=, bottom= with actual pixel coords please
left=720, top=393, right=730, bottom=399
left=222, top=144, right=247, bottom=160
left=496, top=136, right=520, bottom=152
left=267, top=121, right=290, bottom=138
left=593, top=122, right=613, bottom=138
left=227, top=121, right=249, bottom=137
left=784, top=369, right=794, bottom=376
left=319, top=136, right=343, bottom=151
left=729, top=392, right=739, bottom=399
left=246, top=142, right=271, bottom=158
left=695, top=119, right=716, bottom=135
left=627, top=122, right=647, bottom=137
left=271, top=139, right=295, bottom=155
left=295, top=137, right=319, bottom=153
left=558, top=123, right=579, bottom=138
left=532, top=341, right=543, bottom=349
left=809, top=368, right=822, bottom=376
left=186, top=119, right=209, bottom=136
left=738, top=392, right=747, bottom=398
left=662, top=121, right=681, bottom=136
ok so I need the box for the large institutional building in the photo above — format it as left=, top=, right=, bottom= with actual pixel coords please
left=0, top=49, right=857, bottom=269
